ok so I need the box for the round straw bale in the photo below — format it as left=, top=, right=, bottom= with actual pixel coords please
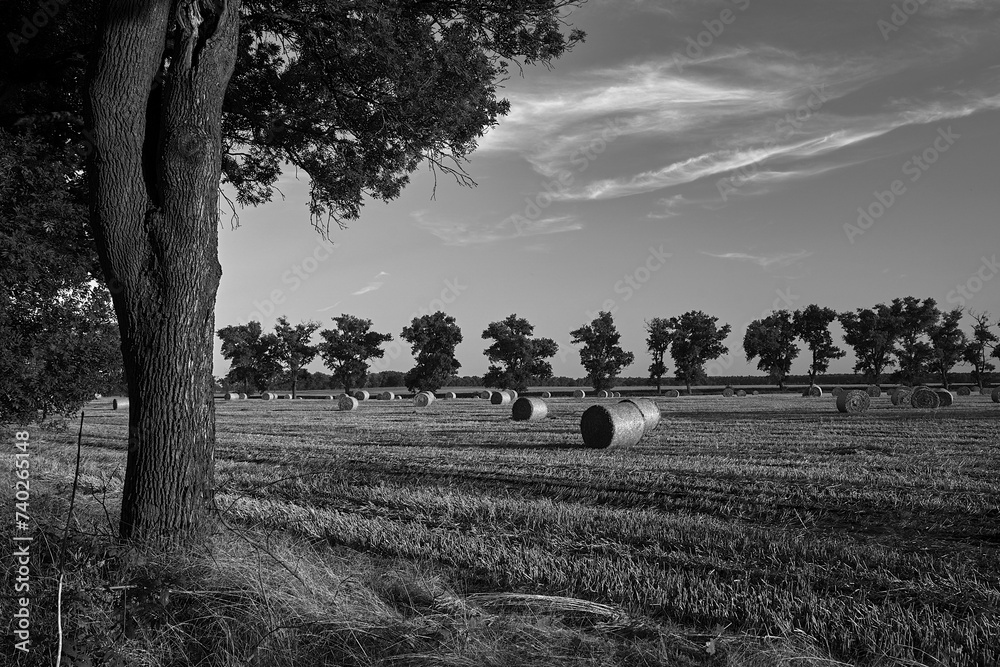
left=934, top=390, right=954, bottom=407
left=613, top=392, right=621, bottom=398
left=890, top=387, right=913, bottom=406
left=736, top=389, right=747, bottom=397
left=444, top=391, right=457, bottom=399
left=866, top=385, right=882, bottom=398
left=353, top=390, right=369, bottom=401
left=831, top=387, right=843, bottom=397
left=94, top=393, right=102, bottom=399
left=490, top=390, right=511, bottom=406
left=619, top=397, right=660, bottom=432
left=752, top=390, right=760, bottom=395
left=910, top=387, right=940, bottom=409
left=414, top=391, right=435, bottom=407
left=321, top=395, right=334, bottom=400
left=379, top=391, right=395, bottom=401
left=225, top=392, right=239, bottom=400
left=836, top=390, right=870, bottom=414
left=992, top=388, right=1000, bottom=403
left=541, top=391, right=552, bottom=399
left=722, top=387, right=734, bottom=397
left=580, top=402, right=646, bottom=449
left=395, top=395, right=402, bottom=400
left=512, top=397, right=547, bottom=421
left=573, top=389, right=586, bottom=399
left=261, top=391, right=275, bottom=401
left=508, top=390, right=519, bottom=400
left=665, top=389, right=680, bottom=398
left=597, top=390, right=609, bottom=398
left=477, top=390, right=490, bottom=399
left=112, top=398, right=128, bottom=410
left=239, top=393, right=248, bottom=400
left=807, top=385, right=822, bottom=397
left=956, top=386, right=971, bottom=396
left=338, top=395, right=358, bottom=411
left=982, top=387, right=992, bottom=396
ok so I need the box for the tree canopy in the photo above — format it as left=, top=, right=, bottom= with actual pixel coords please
left=317, top=314, right=393, bottom=395
left=743, top=310, right=799, bottom=389
left=481, top=314, right=557, bottom=393
left=402, top=312, right=463, bottom=392
left=667, top=311, right=731, bottom=395
left=217, top=321, right=283, bottom=393
left=645, top=318, right=673, bottom=394
left=570, top=311, right=634, bottom=392
left=793, top=305, right=844, bottom=384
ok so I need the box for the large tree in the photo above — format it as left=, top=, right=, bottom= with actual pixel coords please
left=963, top=311, right=997, bottom=390
left=927, top=308, right=967, bottom=390
left=0, top=0, right=584, bottom=542
left=570, top=311, right=634, bottom=392
left=274, top=316, right=319, bottom=398
left=645, top=318, right=673, bottom=394
left=481, top=314, right=557, bottom=393
left=838, top=304, right=900, bottom=386
left=743, top=310, right=799, bottom=389
left=890, top=296, right=939, bottom=386
left=667, top=311, right=731, bottom=395
left=792, top=304, right=845, bottom=385
left=216, top=321, right=283, bottom=393
left=317, top=314, right=392, bottom=395
left=401, top=312, right=463, bottom=393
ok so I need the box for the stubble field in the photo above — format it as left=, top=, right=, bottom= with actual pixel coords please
left=52, top=393, right=1000, bottom=665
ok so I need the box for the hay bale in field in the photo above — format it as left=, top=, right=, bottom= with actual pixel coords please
left=94, top=393, right=102, bottom=399
left=338, top=395, right=358, bottom=411
left=831, top=387, right=843, bottom=397
left=112, top=398, right=128, bottom=410
left=490, top=390, right=511, bottom=406
left=353, top=390, right=369, bottom=401
left=619, top=397, right=660, bottom=432
left=239, top=393, right=248, bottom=400
left=541, top=391, right=552, bottom=399
left=752, top=390, right=760, bottom=396
left=806, top=385, right=823, bottom=398
left=613, top=392, right=622, bottom=398
left=665, top=389, right=680, bottom=398
left=890, top=387, right=913, bottom=406
left=508, top=390, right=518, bottom=400
left=935, top=390, right=954, bottom=407
left=736, top=389, right=747, bottom=397
left=982, top=387, right=992, bottom=396
left=580, top=402, right=646, bottom=449
left=512, top=397, right=547, bottom=421
left=395, top=395, right=402, bottom=400
left=956, top=386, right=971, bottom=396
left=379, top=391, right=395, bottom=401
left=261, top=391, right=276, bottom=401
left=414, top=391, right=435, bottom=407
left=910, top=387, right=940, bottom=409
left=721, top=387, right=734, bottom=398
left=992, top=388, right=1000, bottom=403
left=836, top=390, right=870, bottom=414
left=866, top=385, right=881, bottom=398
left=597, top=390, right=609, bottom=398
left=321, top=395, right=334, bottom=400
left=225, top=392, right=240, bottom=400
left=478, top=390, right=491, bottom=399
left=444, top=391, right=457, bottom=399
left=573, top=389, right=586, bottom=399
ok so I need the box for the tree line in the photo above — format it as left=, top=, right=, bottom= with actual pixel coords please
left=217, top=300, right=1000, bottom=397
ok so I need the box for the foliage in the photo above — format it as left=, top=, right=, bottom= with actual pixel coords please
left=401, top=312, right=463, bottom=392
left=481, top=314, right=557, bottom=393
left=742, top=310, right=799, bottom=388
left=792, top=304, right=845, bottom=383
left=317, top=314, right=393, bottom=395
left=889, top=296, right=939, bottom=385
left=217, top=321, right=283, bottom=392
left=667, top=311, right=731, bottom=394
left=927, top=308, right=967, bottom=389
left=570, top=312, right=634, bottom=391
left=273, top=317, right=320, bottom=397
left=0, top=130, right=122, bottom=424
left=645, top=318, right=673, bottom=393
left=963, top=311, right=998, bottom=388
left=838, top=304, right=900, bottom=385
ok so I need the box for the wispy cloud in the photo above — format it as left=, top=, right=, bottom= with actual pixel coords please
left=352, top=272, right=389, bottom=296
left=702, top=250, right=814, bottom=269
left=414, top=211, right=583, bottom=246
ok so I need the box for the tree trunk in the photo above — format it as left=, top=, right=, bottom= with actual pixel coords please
left=87, top=0, right=240, bottom=545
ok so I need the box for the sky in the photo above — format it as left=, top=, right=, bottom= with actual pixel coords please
left=215, top=0, right=1000, bottom=382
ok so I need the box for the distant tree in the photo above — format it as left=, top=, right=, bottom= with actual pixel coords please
left=273, top=317, right=320, bottom=398
left=963, top=311, right=998, bottom=389
left=401, top=312, right=463, bottom=392
left=317, top=315, right=393, bottom=396
left=570, top=312, right=634, bottom=391
left=645, top=318, right=673, bottom=394
left=927, top=308, right=967, bottom=390
left=481, top=314, right=558, bottom=393
left=0, top=130, right=123, bottom=425
left=667, top=311, right=731, bottom=395
left=217, top=322, right=284, bottom=393
left=890, top=297, right=939, bottom=386
left=793, top=305, right=845, bottom=385
left=743, top=310, right=799, bottom=389
left=839, top=304, right=901, bottom=386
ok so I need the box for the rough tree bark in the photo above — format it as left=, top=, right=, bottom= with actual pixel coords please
left=86, top=0, right=239, bottom=543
